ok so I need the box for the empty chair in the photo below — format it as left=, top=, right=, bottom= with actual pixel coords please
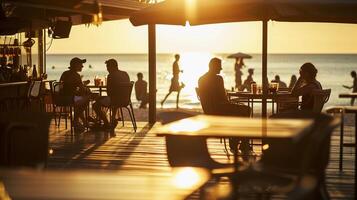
left=233, top=112, right=339, bottom=199
left=109, top=81, right=137, bottom=132
left=51, top=81, right=75, bottom=134
left=0, top=112, right=51, bottom=168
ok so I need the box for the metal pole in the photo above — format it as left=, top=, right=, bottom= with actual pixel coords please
left=38, top=29, right=44, bottom=75
left=262, top=20, right=268, bottom=118
left=43, top=30, right=46, bottom=74
left=148, top=24, right=156, bottom=124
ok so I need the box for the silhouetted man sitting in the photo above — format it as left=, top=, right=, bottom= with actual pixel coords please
left=135, top=72, right=148, bottom=109
left=198, top=57, right=251, bottom=156
left=93, top=59, right=130, bottom=129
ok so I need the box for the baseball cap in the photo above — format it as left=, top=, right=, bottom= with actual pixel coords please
left=70, top=57, right=86, bottom=68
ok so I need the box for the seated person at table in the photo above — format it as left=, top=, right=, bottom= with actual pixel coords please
left=93, top=59, right=130, bottom=128
left=272, top=75, right=287, bottom=89
left=135, top=72, right=148, bottom=109
left=60, top=57, right=90, bottom=131
left=198, top=57, right=251, bottom=155
left=291, top=62, right=322, bottom=111
left=241, top=68, right=255, bottom=92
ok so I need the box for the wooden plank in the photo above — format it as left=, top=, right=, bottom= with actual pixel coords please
left=46, top=118, right=355, bottom=199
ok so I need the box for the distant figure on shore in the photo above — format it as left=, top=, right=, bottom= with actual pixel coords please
left=135, top=72, right=148, bottom=109
left=234, top=58, right=245, bottom=90
left=60, top=57, right=90, bottom=132
left=272, top=75, right=287, bottom=89
left=198, top=57, right=251, bottom=155
left=343, top=70, right=357, bottom=105
left=291, top=62, right=322, bottom=111
left=161, top=54, right=185, bottom=108
left=93, top=59, right=130, bottom=129
left=242, top=68, right=255, bottom=92
left=288, top=75, right=297, bottom=91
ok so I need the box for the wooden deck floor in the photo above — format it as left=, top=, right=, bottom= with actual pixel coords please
left=47, top=118, right=355, bottom=199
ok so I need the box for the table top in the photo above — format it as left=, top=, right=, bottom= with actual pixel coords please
left=339, top=93, right=357, bottom=98
left=0, top=81, right=28, bottom=87
left=0, top=167, right=209, bottom=200
left=87, top=85, right=107, bottom=88
left=152, top=115, right=313, bottom=141
left=227, top=91, right=293, bottom=99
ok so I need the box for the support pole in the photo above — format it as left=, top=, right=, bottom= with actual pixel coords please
left=262, top=21, right=268, bottom=118
left=148, top=24, right=157, bottom=124
left=38, top=29, right=44, bottom=75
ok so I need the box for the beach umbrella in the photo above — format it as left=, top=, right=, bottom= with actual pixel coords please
left=227, top=52, right=252, bottom=59
left=130, top=0, right=357, bottom=119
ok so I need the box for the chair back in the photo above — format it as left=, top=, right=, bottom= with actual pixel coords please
left=110, top=81, right=134, bottom=107
left=0, top=112, right=51, bottom=168
left=195, top=87, right=219, bottom=115
left=51, top=81, right=73, bottom=106
left=312, top=89, right=331, bottom=113
left=267, top=112, right=339, bottom=178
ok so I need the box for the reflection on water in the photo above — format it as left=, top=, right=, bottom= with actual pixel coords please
left=172, top=168, right=200, bottom=189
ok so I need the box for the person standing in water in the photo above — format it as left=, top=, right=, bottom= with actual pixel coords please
left=234, top=58, right=245, bottom=90
left=343, top=70, right=357, bottom=105
left=161, top=54, right=185, bottom=108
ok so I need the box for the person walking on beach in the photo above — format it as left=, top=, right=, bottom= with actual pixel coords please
left=60, top=57, right=90, bottom=132
left=343, top=70, right=357, bottom=105
left=288, top=75, right=297, bottom=91
left=234, top=58, right=245, bottom=90
left=135, top=72, right=148, bottom=109
left=161, top=54, right=185, bottom=108
left=272, top=75, right=287, bottom=89
left=93, top=59, right=130, bottom=129
left=242, top=68, right=255, bottom=92
left=291, top=62, right=322, bottom=111
left=198, top=57, right=252, bottom=157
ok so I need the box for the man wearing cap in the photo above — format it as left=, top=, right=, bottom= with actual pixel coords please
left=198, top=57, right=252, bottom=157
left=60, top=57, right=90, bottom=131
left=93, top=59, right=130, bottom=128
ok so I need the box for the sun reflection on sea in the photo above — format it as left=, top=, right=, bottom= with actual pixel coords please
left=179, top=52, right=213, bottom=103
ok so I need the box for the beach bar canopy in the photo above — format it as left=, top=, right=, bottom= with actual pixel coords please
left=130, top=0, right=357, bottom=121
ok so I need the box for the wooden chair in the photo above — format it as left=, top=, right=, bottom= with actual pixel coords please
left=51, top=81, right=75, bottom=134
left=0, top=112, right=51, bottom=168
left=312, top=89, right=331, bottom=113
left=234, top=113, right=339, bottom=200
left=109, top=81, right=137, bottom=132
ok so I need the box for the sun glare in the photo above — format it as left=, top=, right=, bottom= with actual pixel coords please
left=179, top=52, right=213, bottom=102
left=168, top=118, right=208, bottom=133
left=172, top=168, right=200, bottom=189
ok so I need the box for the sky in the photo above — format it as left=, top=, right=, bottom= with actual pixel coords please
left=47, top=19, right=357, bottom=54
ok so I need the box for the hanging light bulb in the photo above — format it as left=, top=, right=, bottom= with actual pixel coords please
left=92, top=0, right=103, bottom=26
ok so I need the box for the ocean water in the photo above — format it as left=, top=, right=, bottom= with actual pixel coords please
left=46, top=53, right=357, bottom=109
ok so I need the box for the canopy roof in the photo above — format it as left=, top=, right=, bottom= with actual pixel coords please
left=130, top=0, right=357, bottom=26
left=1, top=0, right=149, bottom=34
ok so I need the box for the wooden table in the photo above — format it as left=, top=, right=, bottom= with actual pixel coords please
left=152, top=115, right=314, bottom=198
left=152, top=115, right=314, bottom=171
left=0, top=168, right=210, bottom=200
left=87, top=85, right=107, bottom=96
left=227, top=91, right=296, bottom=115
left=339, top=93, right=357, bottom=98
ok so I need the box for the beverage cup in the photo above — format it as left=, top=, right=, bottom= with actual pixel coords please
left=251, top=82, right=257, bottom=94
